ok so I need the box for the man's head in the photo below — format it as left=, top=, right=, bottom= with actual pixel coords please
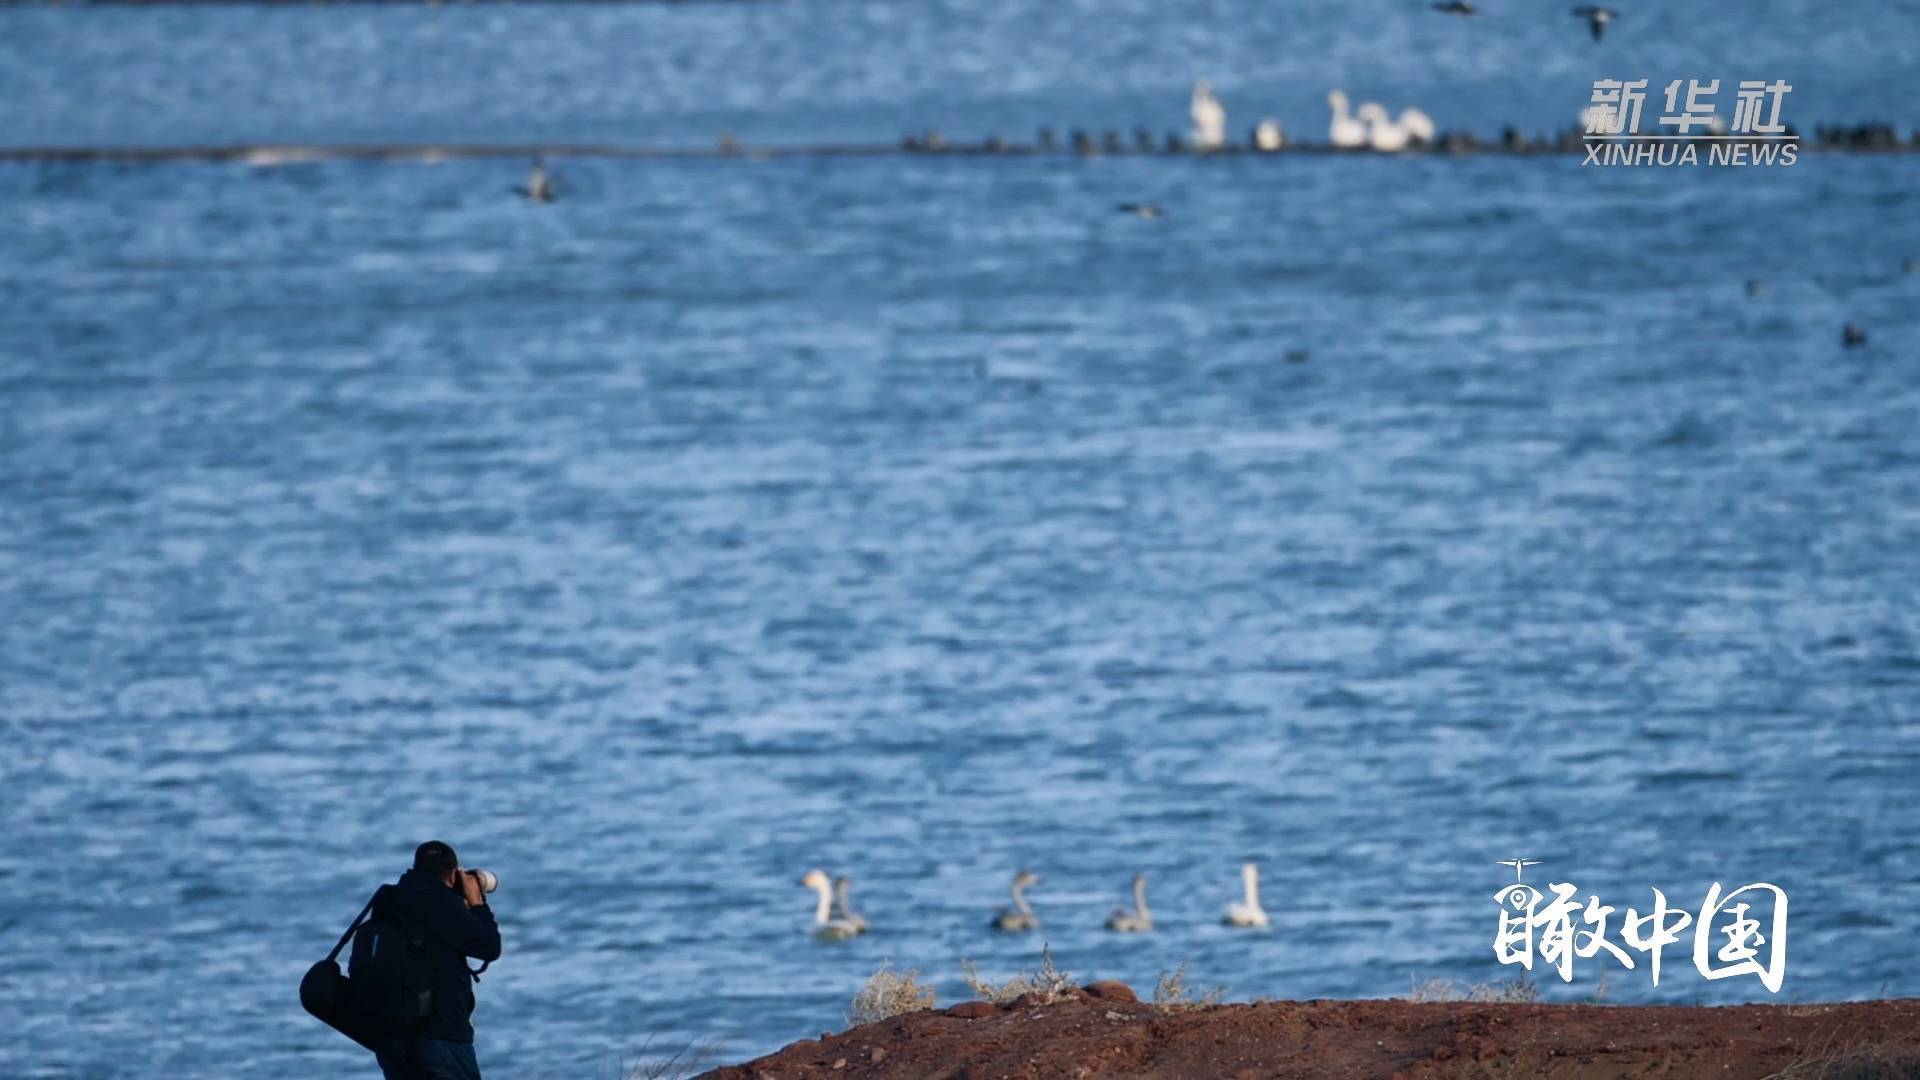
left=415, top=840, right=460, bottom=886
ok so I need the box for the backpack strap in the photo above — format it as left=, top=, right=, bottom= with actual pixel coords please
left=326, top=888, right=384, bottom=964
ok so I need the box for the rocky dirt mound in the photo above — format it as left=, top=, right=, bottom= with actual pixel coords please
left=703, top=984, right=1920, bottom=1079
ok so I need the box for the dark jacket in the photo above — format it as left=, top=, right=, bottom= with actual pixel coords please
left=385, top=867, right=502, bottom=1044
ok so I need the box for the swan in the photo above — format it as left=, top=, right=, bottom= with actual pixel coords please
left=1327, top=91, right=1368, bottom=149
left=1223, top=862, right=1270, bottom=928
left=1105, top=873, right=1154, bottom=932
left=1399, top=108, right=1436, bottom=145
left=1357, top=103, right=1410, bottom=152
left=512, top=157, right=555, bottom=203
left=800, top=870, right=861, bottom=940
left=992, top=870, right=1040, bottom=932
left=832, top=875, right=869, bottom=935
left=1253, top=119, right=1285, bottom=152
left=1191, top=81, right=1227, bottom=151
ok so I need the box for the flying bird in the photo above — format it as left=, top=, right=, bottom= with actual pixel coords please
left=1571, top=6, right=1618, bottom=42
left=512, top=157, right=556, bottom=203
left=1432, top=1, right=1479, bottom=15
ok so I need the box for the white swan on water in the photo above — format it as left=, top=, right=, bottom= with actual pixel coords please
left=1327, top=90, right=1368, bottom=149
left=1223, top=862, right=1270, bottom=928
left=1399, top=108, right=1436, bottom=144
left=1356, top=104, right=1436, bottom=152
left=832, top=875, right=869, bottom=935
left=992, top=870, right=1040, bottom=932
left=801, top=870, right=861, bottom=940
left=1191, top=81, right=1227, bottom=150
left=1357, top=103, right=1410, bottom=152
left=1105, top=873, right=1154, bottom=933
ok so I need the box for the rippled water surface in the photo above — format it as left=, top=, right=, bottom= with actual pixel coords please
left=3, top=5, right=1920, bottom=1079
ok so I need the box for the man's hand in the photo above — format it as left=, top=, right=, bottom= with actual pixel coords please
left=459, top=869, right=486, bottom=908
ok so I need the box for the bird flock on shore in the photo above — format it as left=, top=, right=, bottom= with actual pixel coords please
left=501, top=0, right=1919, bottom=206
left=797, top=864, right=1272, bottom=941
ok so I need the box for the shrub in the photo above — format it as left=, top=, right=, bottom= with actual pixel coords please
left=960, top=944, right=1076, bottom=1005
left=848, top=962, right=936, bottom=1026
left=1404, top=975, right=1541, bottom=1003
left=1152, top=962, right=1224, bottom=1012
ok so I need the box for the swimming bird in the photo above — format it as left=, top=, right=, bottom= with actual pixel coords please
left=800, top=870, right=862, bottom=940
left=1117, top=202, right=1165, bottom=220
left=1253, top=119, right=1285, bottom=152
left=1191, top=80, right=1227, bottom=151
left=1223, top=862, right=1270, bottom=928
left=1399, top=108, right=1437, bottom=145
left=992, top=870, right=1040, bottom=932
left=832, top=875, right=869, bottom=935
left=1904, top=257, right=1917, bottom=275
left=1357, top=103, right=1411, bottom=152
left=513, top=157, right=556, bottom=203
left=1571, top=6, right=1618, bottom=42
left=1105, top=873, right=1154, bottom=932
left=1842, top=323, right=1868, bottom=348
left=1327, top=91, right=1368, bottom=149
left=1745, top=279, right=1766, bottom=298
left=1432, top=1, right=1478, bottom=15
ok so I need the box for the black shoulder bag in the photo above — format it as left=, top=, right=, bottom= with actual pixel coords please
left=299, top=890, right=385, bottom=1052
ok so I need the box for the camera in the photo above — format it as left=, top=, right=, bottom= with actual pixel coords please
left=464, top=868, right=499, bottom=894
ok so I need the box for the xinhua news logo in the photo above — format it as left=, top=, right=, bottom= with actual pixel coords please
left=1583, top=79, right=1798, bottom=167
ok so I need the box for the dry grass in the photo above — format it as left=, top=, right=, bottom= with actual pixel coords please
left=1760, top=1035, right=1920, bottom=1080
left=620, top=1034, right=719, bottom=1080
left=960, top=944, right=1077, bottom=1005
left=1152, top=962, right=1224, bottom=1012
left=1404, top=975, right=1542, bottom=1004
left=847, top=962, right=937, bottom=1026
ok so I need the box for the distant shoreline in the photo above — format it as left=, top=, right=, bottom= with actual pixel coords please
left=2, top=136, right=1915, bottom=164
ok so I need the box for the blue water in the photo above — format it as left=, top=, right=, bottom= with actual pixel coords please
left=3, top=5, right=1920, bottom=1079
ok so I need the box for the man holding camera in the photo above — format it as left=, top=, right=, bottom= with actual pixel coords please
left=373, top=841, right=503, bottom=1080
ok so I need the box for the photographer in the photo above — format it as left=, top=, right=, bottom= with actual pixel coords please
left=372, top=841, right=503, bottom=1080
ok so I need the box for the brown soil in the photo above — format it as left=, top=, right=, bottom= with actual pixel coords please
left=703, top=985, right=1920, bottom=1080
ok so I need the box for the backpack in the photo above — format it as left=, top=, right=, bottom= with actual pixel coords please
left=346, top=885, right=436, bottom=1035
